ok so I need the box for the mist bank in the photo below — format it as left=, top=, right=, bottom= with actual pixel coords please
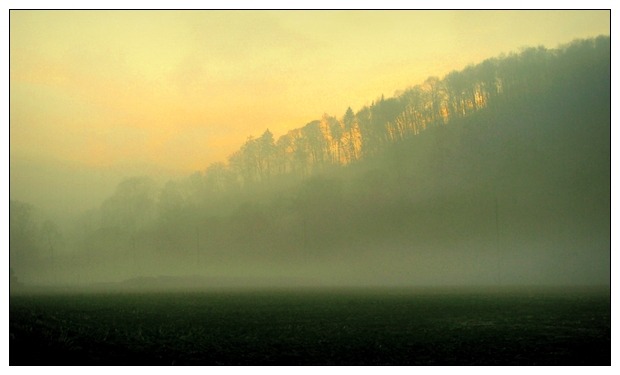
left=9, top=156, right=186, bottom=222
left=10, top=36, right=610, bottom=288
left=9, top=277, right=610, bottom=297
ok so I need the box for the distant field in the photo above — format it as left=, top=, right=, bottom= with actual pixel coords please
left=10, top=286, right=610, bottom=365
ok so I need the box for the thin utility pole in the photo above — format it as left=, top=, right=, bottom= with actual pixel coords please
left=495, top=196, right=501, bottom=286
left=46, top=228, right=56, bottom=285
left=196, top=226, right=200, bottom=274
left=50, top=244, right=56, bottom=285
left=86, top=246, right=90, bottom=285
left=132, top=233, right=137, bottom=278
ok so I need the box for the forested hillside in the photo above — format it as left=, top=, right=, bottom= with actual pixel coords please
left=10, top=35, right=610, bottom=286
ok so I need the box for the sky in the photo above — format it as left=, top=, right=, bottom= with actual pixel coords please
left=9, top=10, right=610, bottom=218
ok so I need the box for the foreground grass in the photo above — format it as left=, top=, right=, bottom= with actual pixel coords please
left=10, top=286, right=610, bottom=365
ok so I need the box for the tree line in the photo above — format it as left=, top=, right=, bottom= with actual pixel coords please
left=189, top=35, right=608, bottom=190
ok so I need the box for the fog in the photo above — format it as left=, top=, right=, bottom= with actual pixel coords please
left=9, top=20, right=610, bottom=292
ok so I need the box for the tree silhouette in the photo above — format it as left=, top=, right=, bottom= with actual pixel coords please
left=100, top=176, right=157, bottom=276
left=258, top=129, right=276, bottom=181
left=423, top=76, right=446, bottom=126
left=41, top=220, right=62, bottom=284
left=9, top=200, right=38, bottom=278
left=301, top=120, right=328, bottom=172
left=342, top=106, right=358, bottom=163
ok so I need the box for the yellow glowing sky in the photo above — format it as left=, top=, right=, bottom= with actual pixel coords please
left=9, top=10, right=610, bottom=214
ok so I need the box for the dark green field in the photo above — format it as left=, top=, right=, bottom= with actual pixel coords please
left=10, top=286, right=610, bottom=365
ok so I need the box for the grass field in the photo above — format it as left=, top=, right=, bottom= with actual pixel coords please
left=10, top=286, right=610, bottom=365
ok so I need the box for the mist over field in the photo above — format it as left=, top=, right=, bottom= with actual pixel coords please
left=9, top=12, right=610, bottom=292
